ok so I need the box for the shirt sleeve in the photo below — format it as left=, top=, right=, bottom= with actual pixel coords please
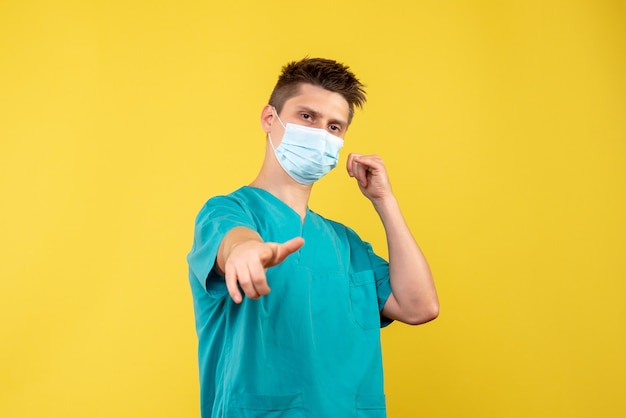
left=187, top=195, right=257, bottom=297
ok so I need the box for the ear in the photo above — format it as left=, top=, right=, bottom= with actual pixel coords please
left=260, top=104, right=275, bottom=133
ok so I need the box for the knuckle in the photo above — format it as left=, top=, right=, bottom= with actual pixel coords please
left=252, top=275, right=266, bottom=287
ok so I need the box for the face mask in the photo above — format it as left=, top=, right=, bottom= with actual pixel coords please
left=268, top=108, right=344, bottom=185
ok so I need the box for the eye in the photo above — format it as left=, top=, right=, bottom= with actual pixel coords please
left=329, top=124, right=341, bottom=132
left=300, top=113, right=312, bottom=121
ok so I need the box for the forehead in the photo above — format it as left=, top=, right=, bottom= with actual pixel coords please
left=282, top=84, right=350, bottom=122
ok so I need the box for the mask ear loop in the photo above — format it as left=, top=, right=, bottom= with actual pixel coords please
left=272, top=106, right=287, bottom=129
left=268, top=106, right=286, bottom=150
left=268, top=132, right=278, bottom=151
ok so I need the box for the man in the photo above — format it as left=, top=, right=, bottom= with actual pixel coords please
left=187, top=57, right=439, bottom=417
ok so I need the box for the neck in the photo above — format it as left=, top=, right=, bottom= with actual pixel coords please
left=250, top=148, right=312, bottom=220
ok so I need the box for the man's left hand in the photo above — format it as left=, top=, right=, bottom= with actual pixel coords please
left=346, top=153, right=393, bottom=202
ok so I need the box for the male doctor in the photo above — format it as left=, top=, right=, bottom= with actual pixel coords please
left=187, top=57, right=439, bottom=417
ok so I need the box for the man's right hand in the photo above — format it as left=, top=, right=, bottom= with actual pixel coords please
left=217, top=227, right=304, bottom=304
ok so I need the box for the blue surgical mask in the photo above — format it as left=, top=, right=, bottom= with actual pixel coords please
left=268, top=108, right=344, bottom=185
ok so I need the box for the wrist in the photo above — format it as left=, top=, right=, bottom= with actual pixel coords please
left=372, top=193, right=399, bottom=215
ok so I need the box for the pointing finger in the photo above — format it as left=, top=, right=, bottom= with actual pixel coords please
left=266, top=237, right=304, bottom=267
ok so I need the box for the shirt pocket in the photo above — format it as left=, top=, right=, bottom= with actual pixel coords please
left=349, top=270, right=381, bottom=330
left=228, top=393, right=304, bottom=418
left=357, top=394, right=387, bottom=417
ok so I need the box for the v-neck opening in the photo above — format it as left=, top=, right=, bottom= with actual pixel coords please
left=244, top=186, right=310, bottom=225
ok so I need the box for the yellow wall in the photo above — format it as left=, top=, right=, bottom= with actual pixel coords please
left=1, top=1, right=624, bottom=417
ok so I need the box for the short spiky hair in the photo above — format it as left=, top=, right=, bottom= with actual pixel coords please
left=268, top=57, right=366, bottom=124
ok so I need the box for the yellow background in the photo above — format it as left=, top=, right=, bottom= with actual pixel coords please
left=1, top=1, right=625, bottom=417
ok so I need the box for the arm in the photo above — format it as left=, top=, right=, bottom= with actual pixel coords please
left=347, top=153, right=439, bottom=325
left=216, top=226, right=304, bottom=304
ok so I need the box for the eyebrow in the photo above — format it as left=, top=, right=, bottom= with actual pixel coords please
left=296, top=105, right=348, bottom=129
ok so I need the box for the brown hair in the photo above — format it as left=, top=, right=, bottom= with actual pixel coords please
left=268, top=57, right=366, bottom=124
